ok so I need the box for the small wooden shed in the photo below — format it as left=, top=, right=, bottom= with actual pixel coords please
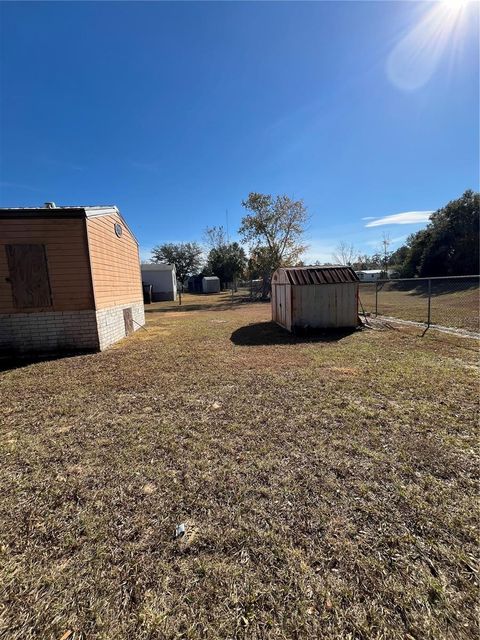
left=0, top=204, right=145, bottom=354
left=271, top=266, right=359, bottom=332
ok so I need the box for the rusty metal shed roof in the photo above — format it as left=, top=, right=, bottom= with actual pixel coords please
left=282, top=265, right=359, bottom=285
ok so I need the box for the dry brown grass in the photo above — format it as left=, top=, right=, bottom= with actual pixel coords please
left=359, top=281, right=479, bottom=331
left=0, top=298, right=479, bottom=639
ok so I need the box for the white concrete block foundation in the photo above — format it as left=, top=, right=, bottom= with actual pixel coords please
left=96, top=302, right=145, bottom=351
left=0, top=302, right=145, bottom=355
left=0, top=310, right=99, bottom=354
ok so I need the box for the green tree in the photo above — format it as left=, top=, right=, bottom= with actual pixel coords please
left=246, top=246, right=273, bottom=280
left=151, top=242, right=203, bottom=303
left=396, top=230, right=431, bottom=277
left=389, top=245, right=409, bottom=276
left=207, top=242, right=247, bottom=288
left=396, top=190, right=479, bottom=277
left=239, top=193, right=309, bottom=296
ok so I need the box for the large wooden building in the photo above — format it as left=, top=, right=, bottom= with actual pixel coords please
left=0, top=204, right=145, bottom=354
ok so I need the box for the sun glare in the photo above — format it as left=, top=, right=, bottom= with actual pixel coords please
left=386, top=0, right=473, bottom=91
left=443, top=0, right=470, bottom=17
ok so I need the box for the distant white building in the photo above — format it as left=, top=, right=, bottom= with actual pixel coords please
left=141, top=263, right=177, bottom=301
left=355, top=269, right=384, bottom=281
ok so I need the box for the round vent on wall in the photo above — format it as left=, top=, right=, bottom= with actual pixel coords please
left=114, top=222, right=123, bottom=238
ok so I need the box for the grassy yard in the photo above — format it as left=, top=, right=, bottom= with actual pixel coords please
left=0, top=296, right=479, bottom=639
left=359, top=281, right=479, bottom=331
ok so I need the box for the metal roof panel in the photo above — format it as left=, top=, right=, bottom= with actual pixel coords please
left=282, top=265, right=358, bottom=285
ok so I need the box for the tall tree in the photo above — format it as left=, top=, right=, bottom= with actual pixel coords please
left=207, top=242, right=247, bottom=288
left=203, top=225, right=228, bottom=251
left=239, top=193, right=309, bottom=296
left=332, top=242, right=358, bottom=266
left=352, top=253, right=382, bottom=270
left=396, top=190, right=479, bottom=277
left=389, top=245, right=409, bottom=275
left=151, top=242, right=203, bottom=304
left=246, top=246, right=273, bottom=280
left=380, top=232, right=393, bottom=276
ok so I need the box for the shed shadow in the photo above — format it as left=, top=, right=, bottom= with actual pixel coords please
left=145, top=299, right=248, bottom=314
left=0, top=350, right=94, bottom=373
left=230, top=321, right=359, bottom=346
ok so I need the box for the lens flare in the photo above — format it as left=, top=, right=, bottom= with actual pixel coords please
left=387, top=1, right=472, bottom=91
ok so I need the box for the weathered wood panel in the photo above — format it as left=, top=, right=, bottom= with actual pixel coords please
left=292, top=283, right=358, bottom=329
left=0, top=218, right=94, bottom=313
left=285, top=282, right=292, bottom=332
left=5, top=244, right=52, bottom=309
left=123, top=307, right=134, bottom=335
left=86, top=214, right=143, bottom=309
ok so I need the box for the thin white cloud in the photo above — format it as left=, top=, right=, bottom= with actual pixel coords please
left=365, top=211, right=433, bottom=228
left=362, top=216, right=376, bottom=220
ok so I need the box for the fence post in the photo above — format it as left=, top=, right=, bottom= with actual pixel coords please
left=375, top=282, right=378, bottom=317
left=427, top=278, right=431, bottom=327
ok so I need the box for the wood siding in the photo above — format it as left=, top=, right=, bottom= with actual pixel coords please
left=0, top=219, right=94, bottom=313
left=271, top=268, right=292, bottom=331
left=86, top=214, right=143, bottom=309
left=291, top=283, right=359, bottom=329
left=271, top=284, right=292, bottom=332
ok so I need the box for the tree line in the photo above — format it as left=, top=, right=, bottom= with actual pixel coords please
left=150, top=189, right=479, bottom=294
left=333, top=190, right=479, bottom=277
left=150, top=192, right=308, bottom=296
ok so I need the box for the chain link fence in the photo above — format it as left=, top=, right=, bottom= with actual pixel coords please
left=225, top=279, right=266, bottom=301
left=206, top=276, right=479, bottom=333
left=359, top=275, right=479, bottom=332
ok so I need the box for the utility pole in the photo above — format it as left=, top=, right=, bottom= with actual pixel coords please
left=381, top=232, right=391, bottom=278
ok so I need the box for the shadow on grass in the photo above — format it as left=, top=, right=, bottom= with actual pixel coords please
left=144, top=298, right=268, bottom=314
left=0, top=350, right=94, bottom=373
left=230, top=321, right=359, bottom=346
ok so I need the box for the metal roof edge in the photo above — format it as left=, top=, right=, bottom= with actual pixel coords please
left=276, top=265, right=359, bottom=284
left=0, top=205, right=140, bottom=246
left=85, top=207, right=139, bottom=247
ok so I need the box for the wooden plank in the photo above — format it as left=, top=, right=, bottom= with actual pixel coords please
left=5, top=244, right=52, bottom=309
left=0, top=218, right=96, bottom=313
left=123, top=307, right=134, bottom=335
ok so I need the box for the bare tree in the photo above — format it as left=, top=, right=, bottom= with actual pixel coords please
left=380, top=232, right=392, bottom=276
left=332, top=242, right=358, bottom=266
left=203, top=225, right=227, bottom=251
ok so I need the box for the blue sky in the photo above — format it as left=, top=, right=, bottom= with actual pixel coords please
left=1, top=1, right=478, bottom=262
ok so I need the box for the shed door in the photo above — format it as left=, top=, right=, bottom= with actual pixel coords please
left=277, top=285, right=287, bottom=328
left=5, top=244, right=52, bottom=309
